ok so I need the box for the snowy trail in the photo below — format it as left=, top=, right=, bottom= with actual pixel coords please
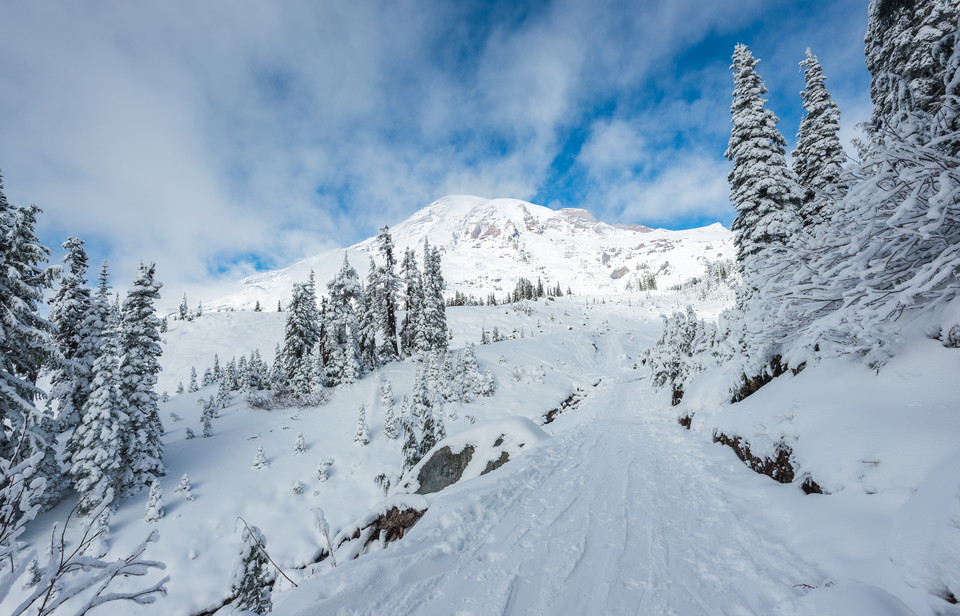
left=276, top=374, right=826, bottom=616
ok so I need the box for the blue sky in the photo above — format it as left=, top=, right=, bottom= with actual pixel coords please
left=0, top=0, right=871, bottom=297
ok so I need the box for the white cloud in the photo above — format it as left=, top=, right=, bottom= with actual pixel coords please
left=0, top=0, right=873, bottom=299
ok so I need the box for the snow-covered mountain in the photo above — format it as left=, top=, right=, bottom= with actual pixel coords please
left=206, top=196, right=732, bottom=311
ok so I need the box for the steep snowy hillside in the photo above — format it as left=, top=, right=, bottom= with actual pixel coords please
left=203, top=196, right=732, bottom=312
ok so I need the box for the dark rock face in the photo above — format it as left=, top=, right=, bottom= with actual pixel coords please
left=339, top=507, right=427, bottom=550
left=713, top=432, right=823, bottom=494
left=415, top=445, right=476, bottom=495
left=481, top=451, right=510, bottom=475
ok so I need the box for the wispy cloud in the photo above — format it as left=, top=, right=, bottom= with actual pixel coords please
left=0, top=0, right=873, bottom=299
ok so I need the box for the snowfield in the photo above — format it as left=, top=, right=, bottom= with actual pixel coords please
left=8, top=290, right=960, bottom=616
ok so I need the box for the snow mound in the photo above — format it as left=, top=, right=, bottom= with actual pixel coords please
left=889, top=452, right=960, bottom=604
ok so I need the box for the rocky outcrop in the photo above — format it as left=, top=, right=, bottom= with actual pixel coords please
left=415, top=445, right=476, bottom=495
left=397, top=417, right=550, bottom=495
left=713, top=431, right=822, bottom=495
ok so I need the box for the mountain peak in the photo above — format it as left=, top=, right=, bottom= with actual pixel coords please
left=203, top=196, right=732, bottom=312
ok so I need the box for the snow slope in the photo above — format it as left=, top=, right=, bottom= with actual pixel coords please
left=271, top=298, right=960, bottom=616
left=7, top=288, right=959, bottom=615
left=201, top=196, right=732, bottom=313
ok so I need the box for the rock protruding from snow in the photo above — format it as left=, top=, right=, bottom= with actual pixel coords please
left=396, top=417, right=549, bottom=495
left=316, top=494, right=430, bottom=567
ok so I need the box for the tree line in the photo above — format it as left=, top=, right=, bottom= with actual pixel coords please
left=649, top=0, right=960, bottom=404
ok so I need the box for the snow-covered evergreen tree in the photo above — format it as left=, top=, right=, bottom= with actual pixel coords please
left=316, top=458, right=332, bottom=482
left=324, top=254, right=362, bottom=387
left=355, top=403, right=370, bottom=445
left=252, top=446, right=268, bottom=469
left=725, top=44, right=804, bottom=375
left=865, top=0, right=958, bottom=134
left=201, top=367, right=214, bottom=387
left=793, top=48, right=846, bottom=224
left=399, top=248, right=423, bottom=358
left=224, top=357, right=238, bottom=391
left=144, top=480, right=164, bottom=523
left=68, top=323, right=126, bottom=517
left=419, top=241, right=448, bottom=355
left=201, top=396, right=216, bottom=438
left=47, top=237, right=94, bottom=434
left=282, top=281, right=320, bottom=393
left=178, top=294, right=188, bottom=320
left=237, top=356, right=250, bottom=394
left=216, top=377, right=231, bottom=409
left=249, top=349, right=267, bottom=390
left=452, top=343, right=486, bottom=402
left=2, top=435, right=168, bottom=611
left=187, top=366, right=199, bottom=393
left=117, top=262, right=165, bottom=497
left=400, top=416, right=419, bottom=471
left=269, top=344, right=284, bottom=391
left=773, top=11, right=960, bottom=366
left=0, top=188, right=59, bottom=516
left=358, top=270, right=379, bottom=373
left=646, top=306, right=720, bottom=405
left=374, top=226, right=400, bottom=361
left=412, top=360, right=445, bottom=459
left=379, top=377, right=398, bottom=440
left=479, top=368, right=496, bottom=397
left=294, top=432, right=306, bottom=455
left=174, top=473, right=194, bottom=501
left=232, top=524, right=273, bottom=614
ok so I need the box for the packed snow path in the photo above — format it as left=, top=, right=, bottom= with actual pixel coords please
left=275, top=376, right=866, bottom=616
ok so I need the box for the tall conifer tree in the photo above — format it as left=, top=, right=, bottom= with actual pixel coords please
left=117, top=263, right=164, bottom=496
left=375, top=226, right=400, bottom=361
left=48, top=237, right=95, bottom=432
left=324, top=254, right=362, bottom=387
left=725, top=45, right=803, bottom=373
left=793, top=49, right=846, bottom=224
left=399, top=248, right=422, bottom=358
left=68, top=323, right=126, bottom=516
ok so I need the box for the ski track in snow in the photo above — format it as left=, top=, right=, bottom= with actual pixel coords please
left=278, top=359, right=822, bottom=616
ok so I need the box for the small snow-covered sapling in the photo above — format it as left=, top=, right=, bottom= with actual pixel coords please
left=252, top=446, right=269, bottom=470
left=316, top=458, right=334, bottom=482
left=313, top=508, right=337, bottom=568
left=185, top=427, right=196, bottom=439
left=174, top=473, right=195, bottom=501
left=292, top=481, right=305, bottom=495
left=294, top=433, right=306, bottom=455
left=355, top=404, right=369, bottom=445
left=144, top=480, right=164, bottom=523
